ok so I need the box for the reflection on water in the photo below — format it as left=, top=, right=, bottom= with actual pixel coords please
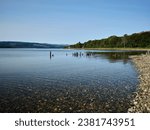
left=85, top=51, right=146, bottom=64
left=0, top=49, right=145, bottom=112
left=72, top=51, right=146, bottom=64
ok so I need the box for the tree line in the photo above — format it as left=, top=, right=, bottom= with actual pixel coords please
left=69, top=31, right=150, bottom=48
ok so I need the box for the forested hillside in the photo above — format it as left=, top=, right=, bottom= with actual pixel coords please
left=70, top=31, right=150, bottom=48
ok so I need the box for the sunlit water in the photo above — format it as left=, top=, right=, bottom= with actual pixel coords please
left=0, top=49, right=146, bottom=112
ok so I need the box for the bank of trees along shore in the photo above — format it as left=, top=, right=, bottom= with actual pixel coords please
left=69, top=31, right=150, bottom=48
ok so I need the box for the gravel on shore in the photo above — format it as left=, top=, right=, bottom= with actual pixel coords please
left=128, top=54, right=150, bottom=112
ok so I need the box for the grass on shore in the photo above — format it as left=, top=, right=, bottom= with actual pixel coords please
left=67, top=47, right=150, bottom=51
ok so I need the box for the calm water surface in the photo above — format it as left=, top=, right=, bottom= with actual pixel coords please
left=0, top=49, right=146, bottom=112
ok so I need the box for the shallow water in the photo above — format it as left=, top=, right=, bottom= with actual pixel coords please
left=0, top=49, right=146, bottom=112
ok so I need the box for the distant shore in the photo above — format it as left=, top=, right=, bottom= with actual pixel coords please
left=67, top=48, right=150, bottom=51
left=128, top=54, right=150, bottom=112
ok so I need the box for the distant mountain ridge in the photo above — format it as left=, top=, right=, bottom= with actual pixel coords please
left=0, top=41, right=67, bottom=48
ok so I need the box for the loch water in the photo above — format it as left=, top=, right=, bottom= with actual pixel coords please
left=0, top=49, right=146, bottom=112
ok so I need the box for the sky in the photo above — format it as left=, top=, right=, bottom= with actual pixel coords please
left=0, top=0, right=150, bottom=44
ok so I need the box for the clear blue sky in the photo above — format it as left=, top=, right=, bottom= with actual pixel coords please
left=0, top=0, right=150, bottom=44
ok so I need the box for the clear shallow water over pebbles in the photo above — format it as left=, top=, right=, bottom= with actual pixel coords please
left=0, top=49, right=146, bottom=112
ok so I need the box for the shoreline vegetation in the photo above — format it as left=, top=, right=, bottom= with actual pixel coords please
left=68, top=31, right=150, bottom=49
left=128, top=54, right=150, bottom=112
left=67, top=47, right=150, bottom=51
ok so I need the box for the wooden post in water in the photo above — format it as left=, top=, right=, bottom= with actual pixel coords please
left=79, top=52, right=82, bottom=57
left=50, top=51, right=52, bottom=59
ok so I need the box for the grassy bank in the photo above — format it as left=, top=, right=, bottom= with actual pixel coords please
left=67, top=47, right=150, bottom=51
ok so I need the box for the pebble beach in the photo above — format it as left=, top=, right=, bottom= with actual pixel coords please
left=128, top=54, right=150, bottom=112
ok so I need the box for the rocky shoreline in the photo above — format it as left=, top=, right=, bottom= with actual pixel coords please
left=128, top=54, right=150, bottom=112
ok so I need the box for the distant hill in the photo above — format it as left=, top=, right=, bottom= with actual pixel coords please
left=0, top=41, right=67, bottom=48
left=69, top=31, right=150, bottom=48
